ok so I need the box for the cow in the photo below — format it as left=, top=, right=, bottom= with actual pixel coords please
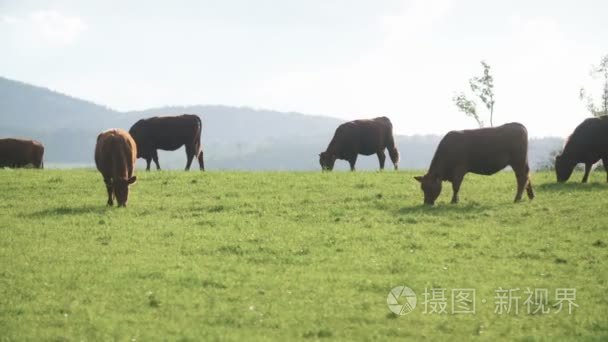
left=128, top=114, right=205, bottom=171
left=319, top=116, right=399, bottom=171
left=94, top=129, right=137, bottom=207
left=555, top=116, right=608, bottom=183
left=414, top=122, right=534, bottom=205
left=0, top=138, right=44, bottom=168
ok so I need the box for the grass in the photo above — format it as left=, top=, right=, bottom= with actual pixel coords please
left=0, top=169, right=607, bottom=341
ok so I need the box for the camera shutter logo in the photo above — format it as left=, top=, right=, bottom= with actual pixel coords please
left=387, top=286, right=417, bottom=315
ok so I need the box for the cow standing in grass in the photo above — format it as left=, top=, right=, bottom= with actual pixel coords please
left=319, top=116, right=399, bottom=171
left=555, top=116, right=608, bottom=183
left=129, top=114, right=205, bottom=171
left=415, top=122, right=534, bottom=205
left=95, top=129, right=137, bottom=207
left=0, top=138, right=44, bottom=168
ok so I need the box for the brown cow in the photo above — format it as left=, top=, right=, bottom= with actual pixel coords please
left=319, top=116, right=399, bottom=171
left=0, top=138, right=44, bottom=168
left=555, top=116, right=608, bottom=183
left=414, top=123, right=534, bottom=205
left=94, top=129, right=137, bottom=207
left=129, top=114, right=204, bottom=171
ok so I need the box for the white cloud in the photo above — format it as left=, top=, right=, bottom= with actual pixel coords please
left=1, top=10, right=86, bottom=46
left=247, top=0, right=602, bottom=137
left=1, top=15, right=20, bottom=24
left=249, top=0, right=463, bottom=134
left=29, top=10, right=87, bottom=45
left=491, top=15, right=595, bottom=136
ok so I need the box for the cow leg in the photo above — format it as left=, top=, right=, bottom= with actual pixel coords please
left=145, top=157, right=152, bottom=171
left=198, top=150, right=205, bottom=171
left=582, top=162, right=592, bottom=183
left=348, top=155, right=358, bottom=171
left=377, top=150, right=386, bottom=170
left=104, top=178, right=114, bottom=206
left=526, top=175, right=535, bottom=200
left=451, top=171, right=465, bottom=204
left=184, top=145, right=195, bottom=171
left=152, top=150, right=161, bottom=170
left=513, top=165, right=530, bottom=202
left=603, top=157, right=608, bottom=182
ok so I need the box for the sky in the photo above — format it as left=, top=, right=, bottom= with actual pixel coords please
left=1, top=0, right=607, bottom=137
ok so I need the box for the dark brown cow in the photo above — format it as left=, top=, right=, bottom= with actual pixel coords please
left=0, top=138, right=44, bottom=168
left=555, top=116, right=608, bottom=183
left=95, top=129, right=137, bottom=207
left=319, top=116, right=399, bottom=171
left=414, top=123, right=534, bottom=205
left=129, top=114, right=204, bottom=171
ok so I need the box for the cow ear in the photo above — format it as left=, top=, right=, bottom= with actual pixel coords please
left=414, top=176, right=424, bottom=183
left=128, top=176, right=137, bottom=184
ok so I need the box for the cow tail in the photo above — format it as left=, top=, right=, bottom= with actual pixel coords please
left=387, top=133, right=400, bottom=165
left=194, top=115, right=205, bottom=170
left=192, top=115, right=202, bottom=155
left=384, top=119, right=399, bottom=165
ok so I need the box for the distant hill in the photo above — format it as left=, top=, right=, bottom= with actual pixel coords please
left=0, top=76, right=564, bottom=170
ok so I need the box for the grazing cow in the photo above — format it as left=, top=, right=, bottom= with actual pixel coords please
left=0, top=138, right=44, bottom=168
left=94, top=129, right=137, bottom=207
left=319, top=116, right=399, bottom=171
left=129, top=114, right=205, bottom=171
left=555, top=116, right=608, bottom=183
left=414, top=123, right=534, bottom=205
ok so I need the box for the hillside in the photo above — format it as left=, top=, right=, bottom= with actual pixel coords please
left=0, top=77, right=564, bottom=170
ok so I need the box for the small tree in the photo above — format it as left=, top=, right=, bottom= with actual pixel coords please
left=580, top=54, right=608, bottom=117
left=453, top=61, right=496, bottom=127
left=453, top=93, right=481, bottom=127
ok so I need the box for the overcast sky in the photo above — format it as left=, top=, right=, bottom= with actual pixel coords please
left=1, top=0, right=606, bottom=137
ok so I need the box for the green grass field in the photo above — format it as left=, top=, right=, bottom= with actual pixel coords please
left=1, top=169, right=607, bottom=341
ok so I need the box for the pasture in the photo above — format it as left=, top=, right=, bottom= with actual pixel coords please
left=0, top=169, right=607, bottom=340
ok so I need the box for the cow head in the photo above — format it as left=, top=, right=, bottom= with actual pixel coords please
left=555, top=154, right=575, bottom=183
left=114, top=176, right=137, bottom=207
left=414, top=174, right=442, bottom=205
left=319, top=152, right=336, bottom=171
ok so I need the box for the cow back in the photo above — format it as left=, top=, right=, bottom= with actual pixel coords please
left=95, top=129, right=137, bottom=179
left=430, top=123, right=529, bottom=177
left=562, top=116, right=608, bottom=161
left=326, top=117, right=395, bottom=157
left=0, top=138, right=44, bottom=168
left=129, top=114, right=202, bottom=152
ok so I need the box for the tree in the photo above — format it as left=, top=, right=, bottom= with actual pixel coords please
left=453, top=61, right=496, bottom=127
left=453, top=93, right=481, bottom=127
left=580, top=54, right=608, bottom=117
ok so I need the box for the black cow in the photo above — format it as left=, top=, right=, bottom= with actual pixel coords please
left=319, top=116, right=399, bottom=171
left=555, top=116, right=608, bottom=183
left=415, top=123, right=534, bottom=205
left=129, top=114, right=205, bottom=171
